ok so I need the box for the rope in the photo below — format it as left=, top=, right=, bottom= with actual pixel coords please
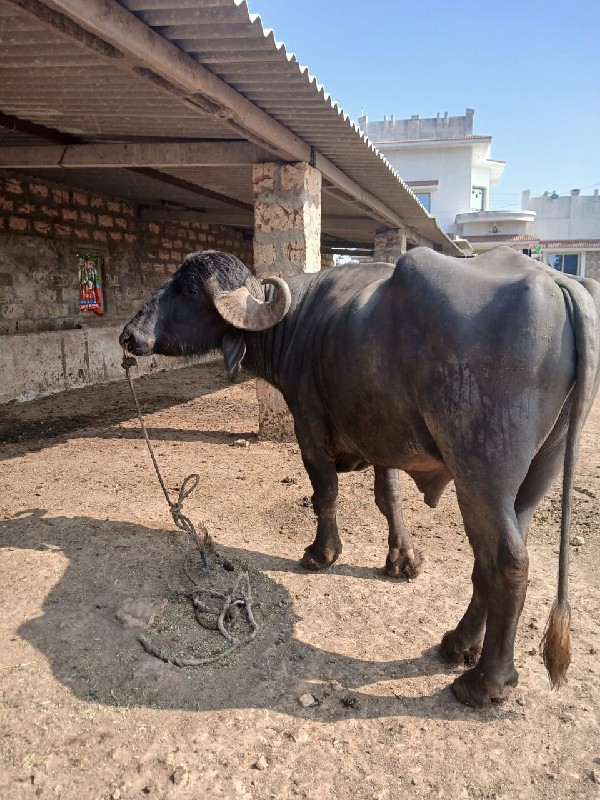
left=120, top=351, right=261, bottom=667
left=121, top=353, right=213, bottom=567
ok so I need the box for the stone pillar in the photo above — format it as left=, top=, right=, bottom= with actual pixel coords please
left=374, top=227, right=407, bottom=264
left=253, top=161, right=322, bottom=275
left=252, top=161, right=322, bottom=440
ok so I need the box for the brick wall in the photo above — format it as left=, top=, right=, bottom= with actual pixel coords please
left=0, top=171, right=254, bottom=335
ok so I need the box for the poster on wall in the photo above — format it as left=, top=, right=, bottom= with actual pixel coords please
left=77, top=253, right=104, bottom=315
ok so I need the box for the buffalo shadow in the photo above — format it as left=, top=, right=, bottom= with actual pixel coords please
left=0, top=508, right=513, bottom=723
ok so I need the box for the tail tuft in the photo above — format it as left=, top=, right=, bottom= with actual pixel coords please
left=540, top=600, right=571, bottom=689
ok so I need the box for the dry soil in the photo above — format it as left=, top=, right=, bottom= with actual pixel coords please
left=1, top=362, right=600, bottom=800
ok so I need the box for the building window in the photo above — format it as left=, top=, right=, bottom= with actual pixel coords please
left=77, top=252, right=104, bottom=315
left=546, top=253, right=580, bottom=276
left=415, top=192, right=431, bottom=212
left=471, top=186, right=485, bottom=212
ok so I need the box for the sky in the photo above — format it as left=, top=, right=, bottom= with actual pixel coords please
left=246, top=0, right=600, bottom=210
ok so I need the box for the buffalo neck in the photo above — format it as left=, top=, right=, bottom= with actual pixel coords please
left=242, top=324, right=285, bottom=389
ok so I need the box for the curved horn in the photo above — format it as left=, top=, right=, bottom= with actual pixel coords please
left=212, top=277, right=291, bottom=331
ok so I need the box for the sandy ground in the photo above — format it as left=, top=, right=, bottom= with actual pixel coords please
left=1, top=361, right=600, bottom=800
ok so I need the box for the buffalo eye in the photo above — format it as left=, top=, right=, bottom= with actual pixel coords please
left=186, top=277, right=201, bottom=295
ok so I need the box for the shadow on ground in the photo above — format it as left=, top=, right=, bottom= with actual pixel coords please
left=0, top=362, right=240, bottom=455
left=0, top=508, right=508, bottom=724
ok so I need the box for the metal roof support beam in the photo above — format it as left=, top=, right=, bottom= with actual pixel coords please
left=0, top=141, right=269, bottom=169
left=15, top=0, right=311, bottom=162
left=316, top=154, right=407, bottom=230
left=11, top=0, right=409, bottom=233
left=139, top=207, right=252, bottom=227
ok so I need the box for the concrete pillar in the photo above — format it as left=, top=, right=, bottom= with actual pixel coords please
left=374, top=227, right=407, bottom=264
left=252, top=161, right=322, bottom=440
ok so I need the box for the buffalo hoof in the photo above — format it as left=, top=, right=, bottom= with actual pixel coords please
left=439, top=629, right=482, bottom=667
left=451, top=667, right=519, bottom=707
left=300, top=544, right=342, bottom=571
left=384, top=548, right=423, bottom=579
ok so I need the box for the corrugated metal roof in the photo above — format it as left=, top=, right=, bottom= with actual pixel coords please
left=0, top=0, right=460, bottom=253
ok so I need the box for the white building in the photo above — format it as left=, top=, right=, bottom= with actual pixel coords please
left=359, top=109, right=505, bottom=239
left=362, top=109, right=600, bottom=279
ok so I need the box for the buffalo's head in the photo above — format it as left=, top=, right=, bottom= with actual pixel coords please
left=119, top=250, right=291, bottom=379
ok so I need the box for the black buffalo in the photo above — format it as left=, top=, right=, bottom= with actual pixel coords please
left=120, top=247, right=600, bottom=706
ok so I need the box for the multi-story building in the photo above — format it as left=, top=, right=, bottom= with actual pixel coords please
left=359, top=108, right=505, bottom=239
left=362, top=109, right=600, bottom=279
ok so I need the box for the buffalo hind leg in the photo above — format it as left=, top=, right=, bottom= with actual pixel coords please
left=300, top=458, right=342, bottom=571
left=445, top=491, right=528, bottom=706
left=374, top=467, right=423, bottom=579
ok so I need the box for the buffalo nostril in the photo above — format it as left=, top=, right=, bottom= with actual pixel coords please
left=119, top=329, right=132, bottom=348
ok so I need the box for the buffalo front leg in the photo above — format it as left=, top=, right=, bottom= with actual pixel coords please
left=439, top=558, right=487, bottom=667
left=374, top=467, right=423, bottom=579
left=300, top=458, right=342, bottom=571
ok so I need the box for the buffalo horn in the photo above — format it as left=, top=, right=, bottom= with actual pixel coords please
left=212, top=277, right=291, bottom=331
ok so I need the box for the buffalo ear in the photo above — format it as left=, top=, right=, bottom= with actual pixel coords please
left=222, top=328, right=246, bottom=381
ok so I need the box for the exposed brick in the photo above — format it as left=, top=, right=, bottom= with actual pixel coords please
left=9, top=216, right=28, bottom=231
left=90, top=197, right=106, bottom=209
left=33, top=221, right=52, bottom=235
left=115, top=217, right=127, bottom=230
left=107, top=200, right=121, bottom=213
left=61, top=208, right=79, bottom=222
left=41, top=205, right=60, bottom=219
left=148, top=223, right=160, bottom=235
left=29, top=182, right=49, bottom=198
left=124, top=233, right=136, bottom=244
left=73, top=228, right=90, bottom=240
left=121, top=202, right=135, bottom=217
left=72, top=191, right=89, bottom=207
left=98, top=214, right=114, bottom=228
left=0, top=197, right=14, bottom=212
left=158, top=250, right=170, bottom=261
left=79, top=211, right=96, bottom=225
left=16, top=202, right=35, bottom=215
left=109, top=231, right=123, bottom=241
left=51, top=188, right=69, bottom=204
left=55, top=224, right=72, bottom=237
left=92, top=230, right=107, bottom=242
left=5, top=178, right=23, bottom=194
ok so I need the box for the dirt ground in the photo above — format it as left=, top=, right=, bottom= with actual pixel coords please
left=1, top=361, right=600, bottom=800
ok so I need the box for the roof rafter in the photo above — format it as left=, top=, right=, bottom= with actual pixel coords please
left=7, top=0, right=415, bottom=234
left=0, top=140, right=270, bottom=168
